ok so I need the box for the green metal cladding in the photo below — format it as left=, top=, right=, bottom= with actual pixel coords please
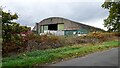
left=64, top=29, right=89, bottom=35
left=58, top=23, right=64, bottom=30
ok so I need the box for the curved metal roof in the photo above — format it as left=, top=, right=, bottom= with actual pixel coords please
left=33, top=17, right=105, bottom=31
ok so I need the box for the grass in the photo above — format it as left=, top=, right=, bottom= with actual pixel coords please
left=2, top=40, right=119, bottom=67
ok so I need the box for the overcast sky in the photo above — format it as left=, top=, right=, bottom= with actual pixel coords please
left=0, top=0, right=109, bottom=30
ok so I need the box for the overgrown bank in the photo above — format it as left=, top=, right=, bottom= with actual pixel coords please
left=2, top=40, right=119, bottom=67
left=3, top=32, right=119, bottom=57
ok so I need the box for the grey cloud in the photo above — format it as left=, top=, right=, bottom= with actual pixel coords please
left=1, top=1, right=108, bottom=29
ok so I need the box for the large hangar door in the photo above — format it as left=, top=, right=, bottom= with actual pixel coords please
left=43, top=25, right=48, bottom=30
left=58, top=23, right=64, bottom=30
left=48, top=24, right=57, bottom=30
left=40, top=26, right=44, bottom=33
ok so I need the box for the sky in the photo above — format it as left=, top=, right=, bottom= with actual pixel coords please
left=0, top=0, right=109, bottom=30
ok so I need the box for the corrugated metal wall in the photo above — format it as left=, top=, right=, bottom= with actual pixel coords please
left=40, top=26, right=44, bottom=33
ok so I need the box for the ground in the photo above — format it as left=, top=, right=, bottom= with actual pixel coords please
left=2, top=40, right=119, bottom=67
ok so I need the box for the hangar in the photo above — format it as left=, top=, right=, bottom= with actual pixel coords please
left=32, top=17, right=104, bottom=35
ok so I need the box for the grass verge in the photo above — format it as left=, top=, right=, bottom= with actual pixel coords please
left=2, top=40, right=119, bottom=67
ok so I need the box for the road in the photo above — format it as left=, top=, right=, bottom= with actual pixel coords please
left=50, top=48, right=119, bottom=66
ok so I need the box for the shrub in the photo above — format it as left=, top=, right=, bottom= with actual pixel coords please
left=24, top=34, right=65, bottom=51
left=86, top=32, right=117, bottom=42
left=3, top=32, right=119, bottom=57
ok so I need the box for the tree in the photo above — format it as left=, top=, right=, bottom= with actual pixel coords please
left=102, top=1, right=120, bottom=32
left=2, top=9, right=30, bottom=43
left=2, top=10, right=18, bottom=43
left=1, top=8, right=31, bottom=56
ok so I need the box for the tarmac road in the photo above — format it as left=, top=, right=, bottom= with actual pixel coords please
left=50, top=48, right=119, bottom=66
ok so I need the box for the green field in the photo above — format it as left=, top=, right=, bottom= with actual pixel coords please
left=2, top=40, right=119, bottom=67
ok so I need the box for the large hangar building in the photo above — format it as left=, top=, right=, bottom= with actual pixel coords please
left=32, top=17, right=104, bottom=35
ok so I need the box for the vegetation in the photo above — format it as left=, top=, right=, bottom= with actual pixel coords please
left=1, top=4, right=120, bottom=67
left=2, top=40, right=119, bottom=67
left=102, top=1, right=120, bottom=32
left=3, top=31, right=119, bottom=57
left=20, top=32, right=119, bottom=50
left=1, top=9, right=31, bottom=56
left=0, top=7, right=2, bottom=38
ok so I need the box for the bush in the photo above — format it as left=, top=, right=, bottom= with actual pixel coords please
left=86, top=32, right=117, bottom=42
left=2, top=34, right=24, bottom=57
left=2, top=32, right=34, bottom=57
left=25, top=32, right=118, bottom=51
left=3, top=32, right=119, bottom=57
left=24, top=34, right=65, bottom=51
